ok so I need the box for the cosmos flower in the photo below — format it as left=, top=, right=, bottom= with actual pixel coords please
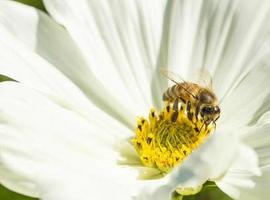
left=0, top=0, right=270, bottom=199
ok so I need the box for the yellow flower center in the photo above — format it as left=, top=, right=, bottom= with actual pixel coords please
left=133, top=102, right=214, bottom=173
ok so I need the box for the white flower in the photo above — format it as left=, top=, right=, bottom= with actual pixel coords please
left=0, top=0, right=269, bottom=199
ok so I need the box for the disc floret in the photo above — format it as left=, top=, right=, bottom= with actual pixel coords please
left=133, top=102, right=214, bottom=173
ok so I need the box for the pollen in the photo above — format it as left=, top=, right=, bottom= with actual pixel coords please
left=132, top=102, right=214, bottom=173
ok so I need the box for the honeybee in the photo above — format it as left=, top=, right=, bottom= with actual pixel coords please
left=161, top=68, right=220, bottom=126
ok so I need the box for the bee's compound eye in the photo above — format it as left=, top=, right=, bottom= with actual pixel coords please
left=202, top=106, right=213, bottom=114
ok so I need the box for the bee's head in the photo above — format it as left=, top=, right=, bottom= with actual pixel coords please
left=200, top=105, right=220, bottom=124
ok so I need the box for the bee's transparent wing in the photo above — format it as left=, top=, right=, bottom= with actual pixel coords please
left=160, top=68, right=187, bottom=84
left=160, top=68, right=198, bottom=99
left=192, top=67, right=213, bottom=89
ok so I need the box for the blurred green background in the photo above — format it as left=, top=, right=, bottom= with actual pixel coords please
left=14, top=0, right=45, bottom=11
left=0, top=1, right=233, bottom=200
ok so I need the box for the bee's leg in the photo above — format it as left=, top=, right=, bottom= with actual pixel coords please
left=212, top=121, right=216, bottom=131
left=214, top=115, right=220, bottom=123
left=171, top=98, right=179, bottom=122
left=204, top=123, right=209, bottom=131
left=187, top=101, right=193, bottom=122
left=187, top=101, right=191, bottom=114
left=173, top=98, right=179, bottom=112
left=212, top=115, right=220, bottom=130
left=195, top=105, right=200, bottom=122
left=198, top=121, right=205, bottom=135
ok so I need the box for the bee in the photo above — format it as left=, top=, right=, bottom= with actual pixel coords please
left=161, top=68, right=220, bottom=126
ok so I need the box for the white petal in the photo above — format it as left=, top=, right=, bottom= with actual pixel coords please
left=237, top=118, right=270, bottom=199
left=244, top=120, right=270, bottom=151
left=0, top=1, right=89, bottom=106
left=178, top=129, right=239, bottom=182
left=165, top=0, right=207, bottom=76
left=216, top=145, right=261, bottom=199
left=0, top=82, right=134, bottom=197
left=237, top=167, right=270, bottom=200
left=256, top=111, right=270, bottom=125
left=43, top=0, right=167, bottom=110
left=217, top=112, right=270, bottom=199
left=38, top=172, right=136, bottom=200
left=136, top=129, right=240, bottom=200
left=213, top=0, right=270, bottom=99
left=0, top=0, right=134, bottom=128
left=219, top=64, right=270, bottom=130
left=166, top=0, right=270, bottom=99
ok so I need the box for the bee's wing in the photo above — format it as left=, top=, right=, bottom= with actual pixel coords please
left=193, top=67, right=213, bottom=89
left=160, top=68, right=186, bottom=84
left=160, top=68, right=198, bottom=99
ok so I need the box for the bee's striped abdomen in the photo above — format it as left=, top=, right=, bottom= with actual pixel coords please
left=163, top=84, right=181, bottom=102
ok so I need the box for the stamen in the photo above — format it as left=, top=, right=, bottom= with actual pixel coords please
left=133, top=102, right=214, bottom=173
